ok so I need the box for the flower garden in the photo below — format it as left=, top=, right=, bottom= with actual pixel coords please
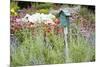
left=10, top=1, right=95, bottom=66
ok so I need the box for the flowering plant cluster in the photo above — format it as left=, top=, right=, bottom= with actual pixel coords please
left=10, top=13, right=64, bottom=36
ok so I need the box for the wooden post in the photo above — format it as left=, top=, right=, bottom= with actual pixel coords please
left=63, top=27, right=69, bottom=62
left=58, top=9, right=71, bottom=62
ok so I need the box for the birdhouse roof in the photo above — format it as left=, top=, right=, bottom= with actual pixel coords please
left=59, top=9, right=71, bottom=16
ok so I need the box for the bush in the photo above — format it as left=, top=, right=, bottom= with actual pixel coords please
left=79, top=7, right=95, bottom=23
left=68, top=23, right=95, bottom=62
left=35, top=3, right=53, bottom=9
left=10, top=2, right=19, bottom=16
left=11, top=26, right=66, bottom=66
left=36, top=9, right=49, bottom=14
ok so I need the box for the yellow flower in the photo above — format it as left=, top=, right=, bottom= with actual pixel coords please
left=14, top=12, right=18, bottom=16
left=10, top=8, right=18, bottom=16
left=10, top=8, right=15, bottom=13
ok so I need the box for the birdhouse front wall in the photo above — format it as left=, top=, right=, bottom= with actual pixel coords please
left=59, top=12, right=69, bottom=27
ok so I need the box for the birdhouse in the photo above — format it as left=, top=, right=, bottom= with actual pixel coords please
left=58, top=10, right=71, bottom=59
left=58, top=9, right=71, bottom=27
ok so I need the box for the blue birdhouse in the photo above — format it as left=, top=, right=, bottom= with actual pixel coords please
left=58, top=9, right=71, bottom=27
left=58, top=10, right=71, bottom=59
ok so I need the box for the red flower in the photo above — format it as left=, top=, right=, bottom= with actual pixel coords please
left=57, top=28, right=63, bottom=33
left=47, top=28, right=51, bottom=33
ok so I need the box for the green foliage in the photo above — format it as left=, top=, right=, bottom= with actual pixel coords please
left=36, top=9, right=49, bottom=14
left=10, top=2, right=19, bottom=12
left=11, top=28, right=45, bottom=66
left=68, top=23, right=95, bottom=62
left=31, top=3, right=53, bottom=14
left=35, top=3, right=53, bottom=9
left=79, top=7, right=95, bottom=23
left=26, top=9, right=35, bottom=15
left=11, top=27, right=65, bottom=66
left=44, top=32, right=65, bottom=64
left=10, top=2, right=19, bottom=16
left=32, top=3, right=53, bottom=14
left=11, top=23, right=95, bottom=66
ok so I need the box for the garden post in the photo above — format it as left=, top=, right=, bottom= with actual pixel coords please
left=58, top=9, right=71, bottom=62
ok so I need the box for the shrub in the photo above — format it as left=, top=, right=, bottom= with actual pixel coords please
left=10, top=2, right=19, bottom=16
left=36, top=3, right=53, bottom=9
left=68, top=23, right=95, bottom=62
left=36, top=9, right=49, bottom=14
left=79, top=7, right=95, bottom=23
left=11, top=26, right=66, bottom=66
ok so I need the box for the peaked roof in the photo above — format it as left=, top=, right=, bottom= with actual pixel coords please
left=59, top=9, right=71, bottom=16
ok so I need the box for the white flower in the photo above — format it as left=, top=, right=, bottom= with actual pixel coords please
left=21, top=13, right=56, bottom=24
left=21, top=14, right=30, bottom=23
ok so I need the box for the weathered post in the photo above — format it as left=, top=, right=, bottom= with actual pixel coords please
left=58, top=9, right=71, bottom=62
